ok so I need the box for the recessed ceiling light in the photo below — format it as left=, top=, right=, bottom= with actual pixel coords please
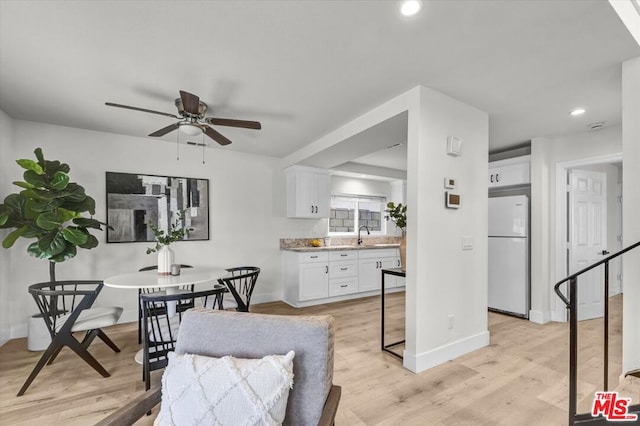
left=400, top=0, right=422, bottom=16
left=570, top=108, right=586, bottom=116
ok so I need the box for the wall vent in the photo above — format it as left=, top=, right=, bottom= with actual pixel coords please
left=587, top=121, right=606, bottom=131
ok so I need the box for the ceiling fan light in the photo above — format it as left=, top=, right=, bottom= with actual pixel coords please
left=401, top=0, right=422, bottom=16
left=179, top=123, right=202, bottom=136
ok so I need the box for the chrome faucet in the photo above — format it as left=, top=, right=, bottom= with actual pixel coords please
left=357, top=225, right=370, bottom=245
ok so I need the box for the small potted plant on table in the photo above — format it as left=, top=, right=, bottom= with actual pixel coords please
left=146, top=209, right=192, bottom=275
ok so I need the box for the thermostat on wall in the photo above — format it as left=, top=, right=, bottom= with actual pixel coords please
left=445, top=191, right=461, bottom=209
left=444, top=177, right=456, bottom=189
left=447, top=136, right=462, bottom=156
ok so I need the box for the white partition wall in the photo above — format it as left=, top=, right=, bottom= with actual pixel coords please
left=404, top=87, right=489, bottom=373
left=622, top=56, right=640, bottom=375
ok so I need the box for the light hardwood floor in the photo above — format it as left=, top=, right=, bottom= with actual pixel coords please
left=0, top=294, right=637, bottom=425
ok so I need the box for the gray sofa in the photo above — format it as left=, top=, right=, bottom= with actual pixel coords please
left=96, top=308, right=341, bottom=425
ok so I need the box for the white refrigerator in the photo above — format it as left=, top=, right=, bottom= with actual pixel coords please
left=488, top=195, right=529, bottom=318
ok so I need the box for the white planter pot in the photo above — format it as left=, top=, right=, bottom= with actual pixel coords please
left=28, top=314, right=51, bottom=351
left=157, top=245, right=174, bottom=275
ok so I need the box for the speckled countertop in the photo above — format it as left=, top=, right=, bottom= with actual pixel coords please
left=282, top=244, right=399, bottom=252
left=280, top=237, right=400, bottom=252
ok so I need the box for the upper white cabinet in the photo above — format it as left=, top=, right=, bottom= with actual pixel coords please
left=488, top=155, right=530, bottom=188
left=285, top=165, right=331, bottom=218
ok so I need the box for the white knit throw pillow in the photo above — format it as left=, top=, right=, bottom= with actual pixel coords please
left=154, top=351, right=295, bottom=426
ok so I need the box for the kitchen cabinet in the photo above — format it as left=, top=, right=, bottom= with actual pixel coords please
left=359, top=249, right=400, bottom=292
left=283, top=251, right=328, bottom=304
left=488, top=155, right=530, bottom=188
left=285, top=165, right=331, bottom=218
left=328, top=250, right=358, bottom=296
left=282, top=247, right=402, bottom=307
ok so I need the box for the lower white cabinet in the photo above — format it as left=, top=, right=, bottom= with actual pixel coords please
left=283, top=247, right=403, bottom=307
left=283, top=251, right=329, bottom=303
left=358, top=249, right=400, bottom=292
left=299, top=261, right=329, bottom=301
left=328, top=252, right=358, bottom=297
left=329, top=278, right=358, bottom=297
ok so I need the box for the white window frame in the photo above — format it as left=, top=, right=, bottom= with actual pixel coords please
left=328, top=194, right=387, bottom=236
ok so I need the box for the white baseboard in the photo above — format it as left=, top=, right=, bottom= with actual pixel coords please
left=0, top=331, right=9, bottom=347
left=551, top=309, right=567, bottom=323
left=251, top=292, right=281, bottom=305
left=528, top=309, right=550, bottom=324
left=11, top=323, right=28, bottom=340
left=403, top=330, right=490, bottom=374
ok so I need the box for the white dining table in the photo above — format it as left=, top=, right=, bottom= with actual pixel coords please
left=104, top=266, right=229, bottom=317
left=104, top=266, right=229, bottom=364
left=104, top=266, right=229, bottom=291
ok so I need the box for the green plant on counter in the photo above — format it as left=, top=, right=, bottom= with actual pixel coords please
left=146, top=209, right=193, bottom=254
left=0, top=148, right=111, bottom=282
left=384, top=202, right=406, bottom=233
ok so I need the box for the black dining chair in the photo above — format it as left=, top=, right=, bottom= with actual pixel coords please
left=140, top=287, right=224, bottom=390
left=136, top=264, right=193, bottom=344
left=17, top=280, right=122, bottom=396
left=218, top=266, right=260, bottom=312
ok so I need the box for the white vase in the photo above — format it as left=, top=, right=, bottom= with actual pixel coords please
left=157, top=245, right=174, bottom=275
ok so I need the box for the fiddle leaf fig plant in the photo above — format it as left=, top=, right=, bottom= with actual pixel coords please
left=384, top=202, right=407, bottom=233
left=0, top=148, right=111, bottom=281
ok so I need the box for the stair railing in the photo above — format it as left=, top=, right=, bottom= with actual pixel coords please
left=553, top=240, right=640, bottom=425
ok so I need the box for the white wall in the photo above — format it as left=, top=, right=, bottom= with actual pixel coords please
left=530, top=126, right=622, bottom=323
left=0, top=108, right=14, bottom=345
left=622, top=56, right=640, bottom=374
left=404, top=86, right=489, bottom=373
left=0, top=118, right=319, bottom=339
left=331, top=175, right=391, bottom=198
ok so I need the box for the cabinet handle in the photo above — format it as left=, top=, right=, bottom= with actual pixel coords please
left=490, top=174, right=494, bottom=183
left=310, top=255, right=318, bottom=258
left=340, top=284, right=348, bottom=288
left=496, top=173, right=499, bottom=183
left=325, top=265, right=328, bottom=273
left=397, top=259, right=400, bottom=267
left=340, top=254, right=347, bottom=257
left=340, top=267, right=347, bottom=271
left=311, top=205, right=314, bottom=213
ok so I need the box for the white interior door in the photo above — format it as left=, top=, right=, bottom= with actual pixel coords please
left=569, top=169, right=607, bottom=321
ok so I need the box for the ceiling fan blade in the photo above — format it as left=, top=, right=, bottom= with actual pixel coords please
left=149, top=122, right=180, bottom=137
left=105, top=102, right=179, bottom=119
left=179, top=91, right=200, bottom=115
left=204, top=126, right=232, bottom=146
left=205, top=117, right=262, bottom=130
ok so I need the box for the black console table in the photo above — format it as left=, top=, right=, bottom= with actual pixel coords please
left=381, top=268, right=405, bottom=359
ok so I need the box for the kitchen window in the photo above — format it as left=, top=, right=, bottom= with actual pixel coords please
left=328, top=194, right=386, bottom=235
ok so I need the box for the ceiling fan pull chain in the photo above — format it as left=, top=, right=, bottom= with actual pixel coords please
left=176, top=131, right=180, bottom=161
left=202, top=133, right=206, bottom=164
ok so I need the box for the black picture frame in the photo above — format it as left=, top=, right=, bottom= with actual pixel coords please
left=105, top=172, right=209, bottom=243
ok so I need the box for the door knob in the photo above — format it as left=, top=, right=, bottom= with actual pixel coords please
left=601, top=250, right=610, bottom=255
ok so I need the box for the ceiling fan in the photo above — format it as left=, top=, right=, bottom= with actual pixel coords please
left=105, top=90, right=261, bottom=146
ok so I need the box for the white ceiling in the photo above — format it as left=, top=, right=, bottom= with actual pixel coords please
left=1, top=1, right=638, bottom=172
